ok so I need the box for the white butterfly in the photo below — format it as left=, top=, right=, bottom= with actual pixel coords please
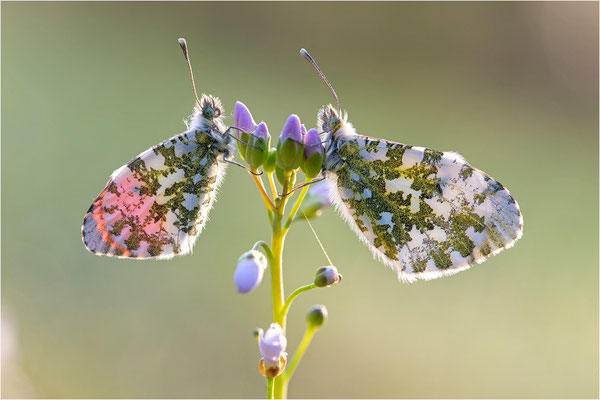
left=82, top=40, right=235, bottom=259
left=301, top=49, right=523, bottom=282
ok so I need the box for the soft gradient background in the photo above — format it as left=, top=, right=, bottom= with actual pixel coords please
left=2, top=2, right=598, bottom=398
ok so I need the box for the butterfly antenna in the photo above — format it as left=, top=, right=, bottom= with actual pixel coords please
left=178, top=38, right=201, bottom=107
left=300, top=48, right=341, bottom=116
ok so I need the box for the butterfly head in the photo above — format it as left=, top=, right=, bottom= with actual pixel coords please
left=189, top=94, right=228, bottom=135
left=317, top=104, right=347, bottom=134
left=199, top=94, right=223, bottom=121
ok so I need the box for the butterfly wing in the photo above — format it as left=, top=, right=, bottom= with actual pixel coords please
left=326, top=134, right=523, bottom=281
left=82, top=130, right=226, bottom=259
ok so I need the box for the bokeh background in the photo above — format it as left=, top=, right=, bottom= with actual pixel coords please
left=2, top=2, right=598, bottom=398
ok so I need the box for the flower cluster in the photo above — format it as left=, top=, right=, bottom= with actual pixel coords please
left=231, top=102, right=340, bottom=393
left=233, top=103, right=325, bottom=178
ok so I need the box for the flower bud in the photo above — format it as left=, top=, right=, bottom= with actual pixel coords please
left=306, top=305, right=328, bottom=329
left=301, top=128, right=324, bottom=179
left=276, top=114, right=304, bottom=171
left=298, top=180, right=334, bottom=220
left=259, top=354, right=287, bottom=378
left=234, top=250, right=267, bottom=294
left=314, top=265, right=342, bottom=287
left=234, top=101, right=257, bottom=160
left=275, top=166, right=286, bottom=186
left=258, top=323, right=287, bottom=377
left=246, top=122, right=270, bottom=171
left=300, top=124, right=307, bottom=136
left=263, top=147, right=277, bottom=174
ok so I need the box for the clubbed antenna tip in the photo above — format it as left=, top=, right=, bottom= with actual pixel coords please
left=178, top=38, right=188, bottom=53
left=178, top=38, right=201, bottom=106
left=300, top=48, right=341, bottom=116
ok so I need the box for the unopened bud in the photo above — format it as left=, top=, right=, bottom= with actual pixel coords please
left=246, top=122, right=270, bottom=171
left=275, top=166, right=286, bottom=186
left=306, top=304, right=328, bottom=328
left=234, top=250, right=267, bottom=294
left=276, top=114, right=304, bottom=171
left=234, top=101, right=257, bottom=160
left=301, top=128, right=324, bottom=179
left=300, top=124, right=307, bottom=136
left=314, top=265, right=342, bottom=287
left=263, top=147, right=277, bottom=174
left=298, top=180, right=334, bottom=220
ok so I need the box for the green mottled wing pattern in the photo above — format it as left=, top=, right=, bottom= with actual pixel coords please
left=82, top=130, right=226, bottom=259
left=327, top=135, right=523, bottom=282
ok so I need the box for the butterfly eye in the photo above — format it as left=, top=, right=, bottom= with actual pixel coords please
left=329, top=117, right=341, bottom=131
left=203, top=106, right=216, bottom=120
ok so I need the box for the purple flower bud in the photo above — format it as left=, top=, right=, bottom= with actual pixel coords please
left=276, top=114, right=304, bottom=171
left=298, top=180, right=335, bottom=220
left=254, top=122, right=270, bottom=141
left=300, top=124, right=307, bottom=136
left=314, top=265, right=342, bottom=287
left=234, top=250, right=267, bottom=294
left=246, top=122, right=270, bottom=171
left=280, top=114, right=302, bottom=143
left=259, top=323, right=287, bottom=366
left=303, top=128, right=324, bottom=158
left=307, top=180, right=334, bottom=208
left=234, top=101, right=256, bottom=137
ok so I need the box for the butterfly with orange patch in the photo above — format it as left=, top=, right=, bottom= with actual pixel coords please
left=82, top=39, right=236, bottom=259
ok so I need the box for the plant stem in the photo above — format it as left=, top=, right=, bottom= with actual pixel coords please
left=283, top=181, right=310, bottom=233
left=252, top=240, right=274, bottom=263
left=278, top=171, right=293, bottom=215
left=267, top=378, right=275, bottom=399
left=253, top=173, right=276, bottom=212
left=270, top=220, right=285, bottom=325
left=284, top=326, right=317, bottom=380
left=267, top=172, right=278, bottom=199
left=280, top=284, right=316, bottom=328
left=277, top=326, right=317, bottom=398
left=266, top=172, right=317, bottom=399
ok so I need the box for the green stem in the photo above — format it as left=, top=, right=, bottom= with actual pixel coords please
left=252, top=240, right=273, bottom=263
left=270, top=221, right=285, bottom=325
left=283, top=180, right=309, bottom=233
left=253, top=174, right=276, bottom=211
left=277, top=326, right=317, bottom=398
left=267, top=377, right=275, bottom=399
left=267, top=172, right=278, bottom=199
left=267, top=171, right=315, bottom=399
left=284, top=326, right=316, bottom=380
left=278, top=171, right=293, bottom=215
left=280, top=284, right=316, bottom=328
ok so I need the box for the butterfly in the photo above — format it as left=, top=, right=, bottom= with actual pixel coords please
left=301, top=49, right=523, bottom=282
left=82, top=39, right=236, bottom=259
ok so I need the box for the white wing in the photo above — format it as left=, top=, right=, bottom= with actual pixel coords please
left=327, top=134, right=523, bottom=282
left=82, top=130, right=227, bottom=259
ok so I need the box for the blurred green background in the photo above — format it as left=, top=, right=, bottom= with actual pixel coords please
left=2, top=2, right=598, bottom=398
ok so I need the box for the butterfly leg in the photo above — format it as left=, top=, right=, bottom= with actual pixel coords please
left=221, top=156, right=263, bottom=176
left=225, top=127, right=266, bottom=151
left=279, top=176, right=326, bottom=197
